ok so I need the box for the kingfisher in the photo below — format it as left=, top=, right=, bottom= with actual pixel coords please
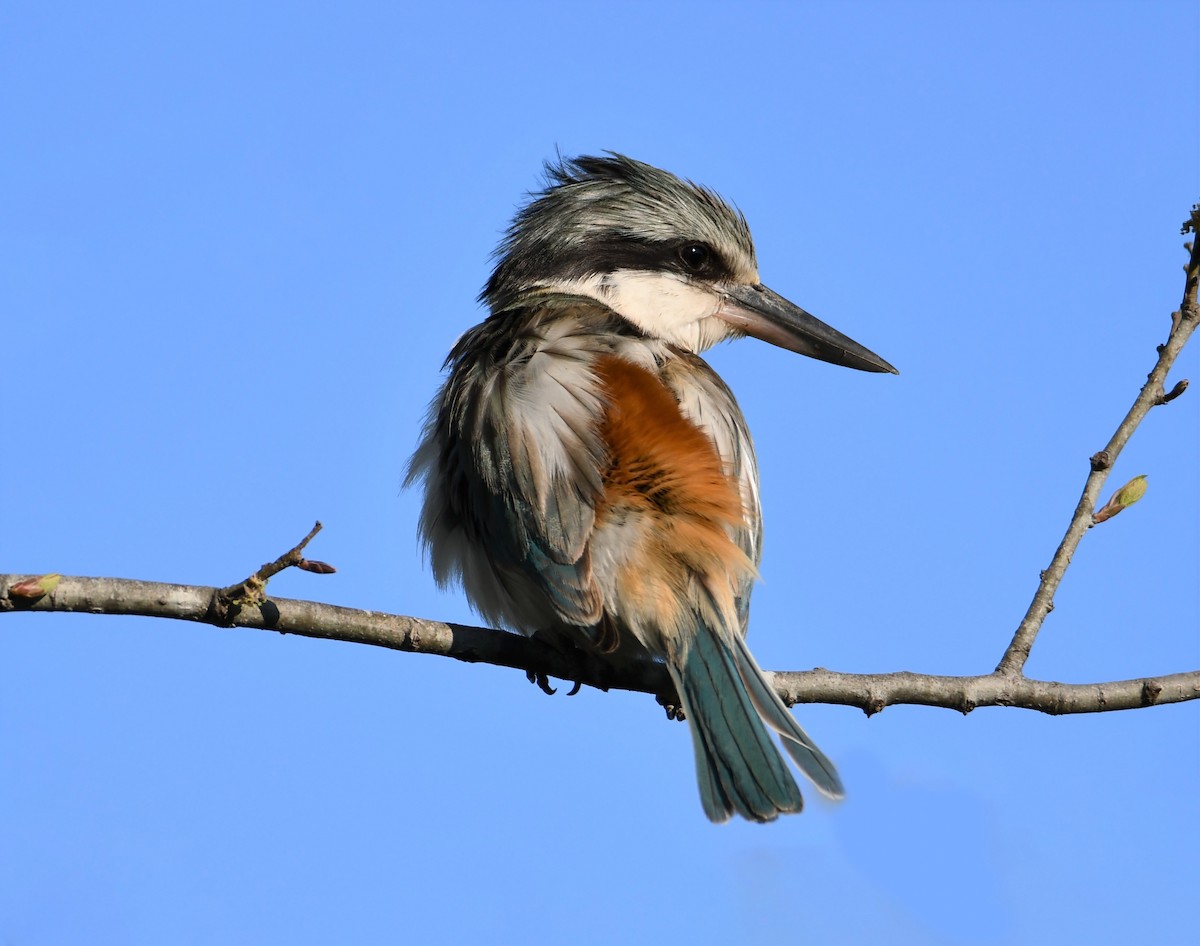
left=407, top=154, right=896, bottom=822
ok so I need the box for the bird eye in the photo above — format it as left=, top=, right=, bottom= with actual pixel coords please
left=678, top=243, right=712, bottom=272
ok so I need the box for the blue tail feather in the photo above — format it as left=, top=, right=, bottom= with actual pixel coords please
left=731, top=632, right=845, bottom=799
left=671, top=619, right=806, bottom=823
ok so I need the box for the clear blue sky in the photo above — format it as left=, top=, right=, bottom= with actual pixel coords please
left=2, top=2, right=1197, bottom=943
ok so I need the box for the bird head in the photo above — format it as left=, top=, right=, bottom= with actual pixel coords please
left=482, top=153, right=896, bottom=374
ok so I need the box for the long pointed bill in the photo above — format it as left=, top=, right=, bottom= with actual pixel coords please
left=717, top=283, right=898, bottom=374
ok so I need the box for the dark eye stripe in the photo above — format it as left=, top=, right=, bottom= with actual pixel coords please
left=540, top=237, right=733, bottom=284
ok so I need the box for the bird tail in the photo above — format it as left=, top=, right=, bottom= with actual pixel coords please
left=666, top=604, right=844, bottom=823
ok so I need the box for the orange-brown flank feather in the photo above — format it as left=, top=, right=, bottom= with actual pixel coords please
left=594, top=355, right=753, bottom=641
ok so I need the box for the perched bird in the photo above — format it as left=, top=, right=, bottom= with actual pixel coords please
left=407, top=154, right=896, bottom=822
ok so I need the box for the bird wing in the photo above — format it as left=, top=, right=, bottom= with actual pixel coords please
left=408, top=297, right=630, bottom=631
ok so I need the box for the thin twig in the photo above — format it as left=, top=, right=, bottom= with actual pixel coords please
left=995, top=216, right=1199, bottom=676
left=212, top=521, right=334, bottom=623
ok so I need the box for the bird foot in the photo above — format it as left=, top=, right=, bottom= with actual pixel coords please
left=525, top=628, right=606, bottom=697
left=524, top=667, right=587, bottom=697
left=525, top=669, right=557, bottom=695
left=656, top=691, right=686, bottom=721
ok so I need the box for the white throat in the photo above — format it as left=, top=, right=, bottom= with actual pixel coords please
left=544, top=270, right=734, bottom=353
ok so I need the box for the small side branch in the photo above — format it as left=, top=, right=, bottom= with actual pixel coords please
left=213, top=522, right=334, bottom=623
left=995, top=213, right=1199, bottom=676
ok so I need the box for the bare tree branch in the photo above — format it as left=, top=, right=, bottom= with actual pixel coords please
left=995, top=209, right=1199, bottom=676
left=773, top=668, right=1200, bottom=716
left=3, top=574, right=1197, bottom=717
left=3, top=211, right=1197, bottom=722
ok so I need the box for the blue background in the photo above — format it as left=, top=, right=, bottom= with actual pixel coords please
left=2, top=2, right=1197, bottom=943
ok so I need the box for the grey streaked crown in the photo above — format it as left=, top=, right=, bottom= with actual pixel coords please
left=482, top=153, right=757, bottom=311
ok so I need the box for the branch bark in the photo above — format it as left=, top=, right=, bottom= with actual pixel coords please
left=3, top=574, right=1197, bottom=717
